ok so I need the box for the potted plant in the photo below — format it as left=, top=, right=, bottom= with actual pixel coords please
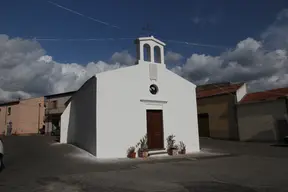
left=136, top=134, right=149, bottom=158
left=178, top=141, right=186, bottom=155
left=166, top=134, right=178, bottom=156
left=127, top=146, right=136, bottom=158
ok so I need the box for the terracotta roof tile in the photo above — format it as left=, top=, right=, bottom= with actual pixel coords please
left=240, top=87, right=288, bottom=104
left=197, top=83, right=244, bottom=99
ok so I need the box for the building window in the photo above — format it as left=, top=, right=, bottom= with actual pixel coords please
left=8, top=107, right=11, bottom=115
left=52, top=101, right=58, bottom=109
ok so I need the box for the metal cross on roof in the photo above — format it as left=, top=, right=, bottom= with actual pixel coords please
left=142, top=24, right=154, bottom=37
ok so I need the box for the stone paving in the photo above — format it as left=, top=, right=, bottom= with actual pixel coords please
left=0, top=136, right=288, bottom=191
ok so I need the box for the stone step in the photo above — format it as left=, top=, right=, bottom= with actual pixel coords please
left=148, top=149, right=168, bottom=157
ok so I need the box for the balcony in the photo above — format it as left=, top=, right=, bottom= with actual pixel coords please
left=45, top=107, right=66, bottom=115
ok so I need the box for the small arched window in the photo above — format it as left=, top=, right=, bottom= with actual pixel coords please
left=154, top=46, right=161, bottom=63
left=143, top=44, right=151, bottom=62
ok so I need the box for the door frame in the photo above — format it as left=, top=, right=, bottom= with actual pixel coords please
left=140, top=99, right=168, bottom=150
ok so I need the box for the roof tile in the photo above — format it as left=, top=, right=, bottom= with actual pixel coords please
left=240, top=87, right=288, bottom=104
left=197, top=83, right=243, bottom=99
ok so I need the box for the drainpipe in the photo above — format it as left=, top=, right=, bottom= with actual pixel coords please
left=233, top=94, right=240, bottom=141
left=285, top=97, right=288, bottom=114
left=4, top=106, right=7, bottom=135
left=38, top=103, right=41, bottom=134
left=282, top=97, right=288, bottom=142
left=47, top=99, right=50, bottom=135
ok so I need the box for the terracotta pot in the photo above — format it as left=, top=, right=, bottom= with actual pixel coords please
left=138, top=150, right=148, bottom=158
left=142, top=151, right=149, bottom=158
left=127, top=152, right=136, bottom=158
left=131, top=152, right=136, bottom=158
left=167, top=148, right=173, bottom=156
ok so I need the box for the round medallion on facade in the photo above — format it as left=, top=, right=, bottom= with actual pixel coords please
left=149, top=84, right=158, bottom=95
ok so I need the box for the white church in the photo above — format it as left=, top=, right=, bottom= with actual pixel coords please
left=60, top=36, right=200, bottom=158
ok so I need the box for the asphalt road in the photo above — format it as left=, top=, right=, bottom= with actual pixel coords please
left=0, top=136, right=288, bottom=192
left=200, top=137, right=288, bottom=158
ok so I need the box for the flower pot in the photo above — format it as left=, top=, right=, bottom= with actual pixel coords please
left=172, top=149, right=178, bottom=156
left=168, top=148, right=178, bottom=156
left=167, top=148, right=173, bottom=156
left=131, top=152, right=136, bottom=158
left=178, top=149, right=186, bottom=155
left=138, top=150, right=143, bottom=158
left=127, top=152, right=136, bottom=158
left=142, top=151, right=149, bottom=158
left=138, top=150, right=148, bottom=158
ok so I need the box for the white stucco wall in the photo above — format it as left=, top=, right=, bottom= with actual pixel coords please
left=236, top=83, right=247, bottom=102
left=60, top=102, right=71, bottom=143
left=96, top=63, right=199, bottom=158
left=61, top=77, right=97, bottom=155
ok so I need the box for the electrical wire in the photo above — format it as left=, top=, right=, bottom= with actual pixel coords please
left=33, top=36, right=230, bottom=50
left=34, top=37, right=135, bottom=41
left=163, top=39, right=229, bottom=50
left=47, top=1, right=120, bottom=29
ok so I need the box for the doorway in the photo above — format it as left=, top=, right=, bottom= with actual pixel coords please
left=146, top=110, right=164, bottom=150
left=198, top=113, right=210, bottom=137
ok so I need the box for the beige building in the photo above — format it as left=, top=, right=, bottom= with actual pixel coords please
left=237, top=88, right=288, bottom=142
left=44, top=91, right=75, bottom=134
left=196, top=82, right=247, bottom=140
left=0, top=97, right=45, bottom=135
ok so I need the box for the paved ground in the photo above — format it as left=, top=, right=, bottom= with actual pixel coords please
left=200, top=138, right=288, bottom=158
left=0, top=136, right=288, bottom=191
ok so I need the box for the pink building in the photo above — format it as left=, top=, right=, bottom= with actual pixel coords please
left=0, top=97, right=45, bottom=135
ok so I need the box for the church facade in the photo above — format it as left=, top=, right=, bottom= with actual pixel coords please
left=60, top=36, right=200, bottom=158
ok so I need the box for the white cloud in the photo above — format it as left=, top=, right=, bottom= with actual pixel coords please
left=173, top=9, right=288, bottom=92
left=261, top=9, right=288, bottom=50
left=0, top=88, right=31, bottom=101
left=110, top=50, right=135, bottom=65
left=165, top=51, right=184, bottom=64
left=0, top=34, right=128, bottom=102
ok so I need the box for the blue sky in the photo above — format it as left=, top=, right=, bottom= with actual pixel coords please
left=1, top=0, right=287, bottom=64
left=1, top=0, right=288, bottom=100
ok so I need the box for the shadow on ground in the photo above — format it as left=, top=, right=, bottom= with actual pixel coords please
left=1, top=136, right=288, bottom=192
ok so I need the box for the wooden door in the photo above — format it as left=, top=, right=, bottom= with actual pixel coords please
left=146, top=110, right=164, bottom=150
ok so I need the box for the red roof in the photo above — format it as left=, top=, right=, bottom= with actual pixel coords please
left=197, top=83, right=244, bottom=99
left=240, top=87, right=288, bottom=104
